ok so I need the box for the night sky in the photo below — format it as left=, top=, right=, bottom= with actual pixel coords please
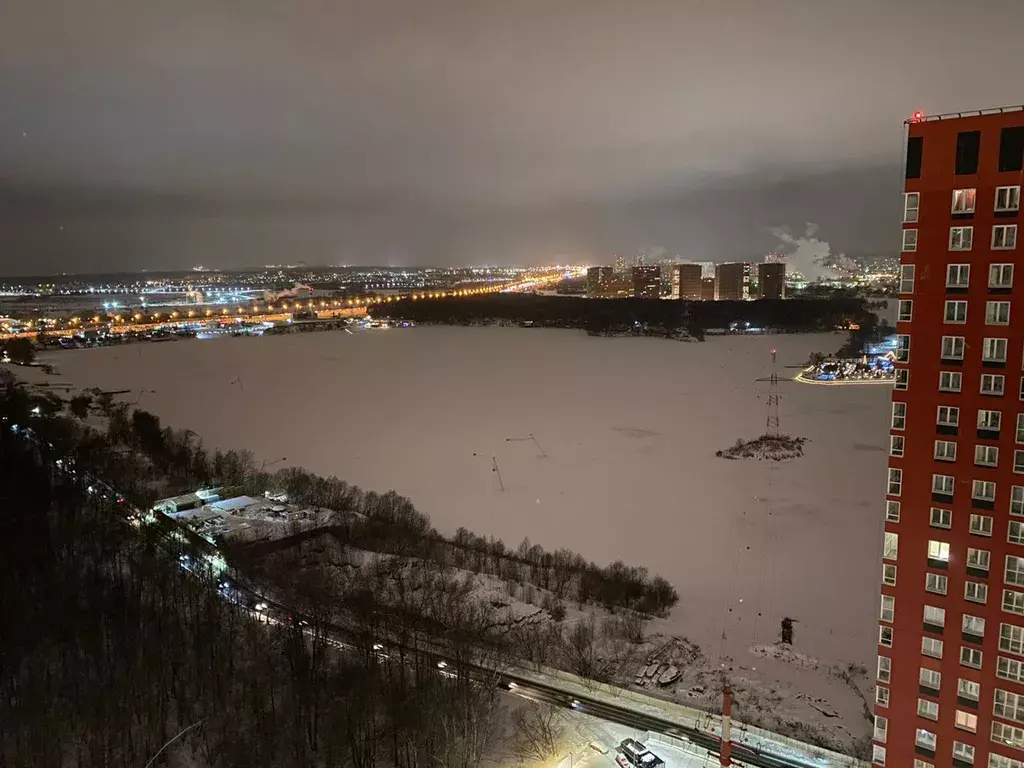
left=1, top=1, right=1021, bottom=275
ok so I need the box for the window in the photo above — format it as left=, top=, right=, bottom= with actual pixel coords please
left=941, top=371, right=964, bottom=392
left=999, top=655, right=1024, bottom=683
left=987, top=302, right=1011, bottom=325
left=953, top=188, right=978, bottom=213
left=874, top=714, right=888, bottom=743
left=946, top=300, right=969, bottom=323
left=899, top=299, right=914, bottom=322
left=872, top=745, right=886, bottom=767
left=929, top=539, right=952, bottom=561
left=931, top=507, right=953, bottom=528
left=936, top=440, right=958, bottom=461
left=893, top=402, right=907, bottom=430
left=995, top=688, right=1024, bottom=723
left=939, top=405, right=961, bottom=427
left=889, top=468, right=904, bottom=496
left=996, top=186, right=1021, bottom=213
left=884, top=531, right=899, bottom=561
left=999, top=127, right=1024, bottom=173
left=1020, top=377, right=1024, bottom=401
left=959, top=677, right=981, bottom=701
left=915, top=761, right=933, bottom=768
left=916, top=728, right=937, bottom=751
left=886, top=500, right=901, bottom=522
left=948, top=263, right=972, bottom=287
left=906, top=135, right=924, bottom=178
left=896, top=334, right=911, bottom=362
left=977, top=445, right=1000, bottom=467
left=943, top=336, right=967, bottom=360
left=1013, top=486, right=1024, bottom=516
left=991, top=263, right=1015, bottom=288
left=890, top=435, right=905, bottom=457
left=984, top=338, right=1009, bottom=363
left=1018, top=415, right=1024, bottom=444
left=956, top=130, right=981, bottom=175
left=1008, top=557, right=1024, bottom=587
left=964, top=615, right=986, bottom=637
left=990, top=754, right=1024, bottom=768
left=904, top=192, right=921, bottom=222
left=994, top=225, right=1018, bottom=250
left=901, top=263, right=916, bottom=293
left=957, top=710, right=978, bottom=733
left=950, top=226, right=974, bottom=251
left=934, top=474, right=955, bottom=496
left=877, top=655, right=891, bottom=682
left=1010, top=522, right=1024, bottom=546
left=980, top=410, right=1003, bottom=431
left=969, top=548, right=992, bottom=571
left=982, top=375, right=1006, bottom=396
left=918, top=698, right=939, bottom=720
left=961, top=646, right=983, bottom=668
left=975, top=480, right=997, bottom=502
left=925, top=604, right=947, bottom=626
left=1001, top=623, right=1024, bottom=655
left=926, top=573, right=948, bottom=595
left=972, top=515, right=995, bottom=537
left=876, top=686, right=889, bottom=707
left=1005, top=588, right=1024, bottom=615
left=903, top=229, right=918, bottom=252
left=966, top=581, right=989, bottom=603
left=953, top=741, right=975, bottom=765
left=921, top=666, right=942, bottom=690
left=879, top=625, right=893, bottom=647
left=895, top=369, right=910, bottom=390
left=880, top=594, right=895, bottom=621
left=992, top=721, right=1024, bottom=751
left=924, top=636, right=945, bottom=659
left=1015, top=450, right=1024, bottom=474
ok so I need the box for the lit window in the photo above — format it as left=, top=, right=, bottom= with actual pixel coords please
left=953, top=741, right=975, bottom=765
left=998, top=655, right=1024, bottom=683
left=948, top=263, right=972, bottom=287
left=884, top=531, right=899, bottom=561
left=931, top=507, right=952, bottom=528
left=987, top=301, right=1011, bottom=325
left=991, top=263, right=1015, bottom=288
left=941, top=371, right=963, bottom=392
left=976, top=445, right=1000, bottom=467
left=938, top=405, right=960, bottom=427
left=963, top=614, right=986, bottom=637
left=961, top=646, right=983, bottom=669
left=896, top=334, right=910, bottom=362
left=916, top=728, right=937, bottom=751
left=890, top=435, right=905, bottom=457
left=994, top=224, right=1018, bottom=250
left=933, top=474, right=955, bottom=496
left=923, top=636, right=944, bottom=658
left=968, top=548, right=991, bottom=572
left=886, top=500, right=901, bottom=522
left=880, top=594, right=895, bottom=621
left=901, top=263, right=916, bottom=292
left=994, top=687, right=1024, bottom=723
left=895, top=369, right=909, bottom=390
left=955, top=710, right=978, bottom=733
left=898, top=299, right=913, bottom=322
left=942, top=335, right=966, bottom=360
left=1010, top=522, right=1024, bottom=546
left=925, top=604, right=946, bottom=626
left=877, top=655, right=891, bottom=682
left=903, top=229, right=918, bottom=252
left=921, top=666, right=942, bottom=690
left=996, top=186, right=1021, bottom=213
left=1013, top=487, right=1024, bottom=516
left=904, top=192, right=921, bottom=222
left=979, top=410, right=1003, bottom=431
left=972, top=514, right=994, bottom=536
left=974, top=480, right=997, bottom=501
left=1004, top=588, right=1024, bottom=615
left=966, top=581, right=989, bottom=603
left=1010, top=557, right=1024, bottom=587
left=926, top=573, right=948, bottom=595
left=879, top=625, right=893, bottom=647
left=917, top=698, right=939, bottom=720
left=889, top=468, right=903, bottom=496
left=892, top=402, right=907, bottom=430
left=876, top=686, right=889, bottom=707
left=950, top=226, right=974, bottom=251
left=946, top=300, right=968, bottom=323
left=992, top=721, right=1024, bottom=751
left=953, top=188, right=977, bottom=213
left=959, top=677, right=981, bottom=701
left=982, top=374, right=1006, bottom=396
left=984, top=338, right=1009, bottom=363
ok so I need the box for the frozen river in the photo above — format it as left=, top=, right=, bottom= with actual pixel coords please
left=38, top=327, right=889, bottom=673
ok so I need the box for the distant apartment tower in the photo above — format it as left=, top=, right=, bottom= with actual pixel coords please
left=672, top=264, right=703, bottom=300
left=586, top=266, right=614, bottom=297
left=632, top=265, right=661, bottom=299
left=714, top=262, right=750, bottom=300
left=700, top=276, right=716, bottom=301
left=758, top=263, right=786, bottom=300
left=874, top=108, right=1024, bottom=768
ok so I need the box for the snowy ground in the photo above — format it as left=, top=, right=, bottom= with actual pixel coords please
left=25, top=327, right=889, bottom=745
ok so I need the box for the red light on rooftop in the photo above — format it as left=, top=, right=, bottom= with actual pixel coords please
left=911, top=110, right=925, bottom=123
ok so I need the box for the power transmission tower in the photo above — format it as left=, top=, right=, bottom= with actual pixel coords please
left=756, top=348, right=782, bottom=436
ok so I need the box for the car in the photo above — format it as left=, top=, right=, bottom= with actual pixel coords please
left=372, top=643, right=384, bottom=651
left=498, top=680, right=518, bottom=691
left=570, top=699, right=581, bottom=710
left=254, top=602, right=268, bottom=611
left=437, top=660, right=448, bottom=669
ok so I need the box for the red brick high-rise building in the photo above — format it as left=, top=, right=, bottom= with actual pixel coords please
left=876, top=108, right=1024, bottom=768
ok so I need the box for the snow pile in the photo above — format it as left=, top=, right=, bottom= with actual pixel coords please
left=716, top=434, right=807, bottom=461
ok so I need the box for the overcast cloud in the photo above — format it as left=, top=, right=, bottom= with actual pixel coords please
left=1, top=0, right=1021, bottom=273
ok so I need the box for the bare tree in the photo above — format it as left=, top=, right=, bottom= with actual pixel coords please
left=509, top=703, right=563, bottom=763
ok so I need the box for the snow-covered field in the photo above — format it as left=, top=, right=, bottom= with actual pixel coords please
left=32, top=327, right=889, bottom=737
